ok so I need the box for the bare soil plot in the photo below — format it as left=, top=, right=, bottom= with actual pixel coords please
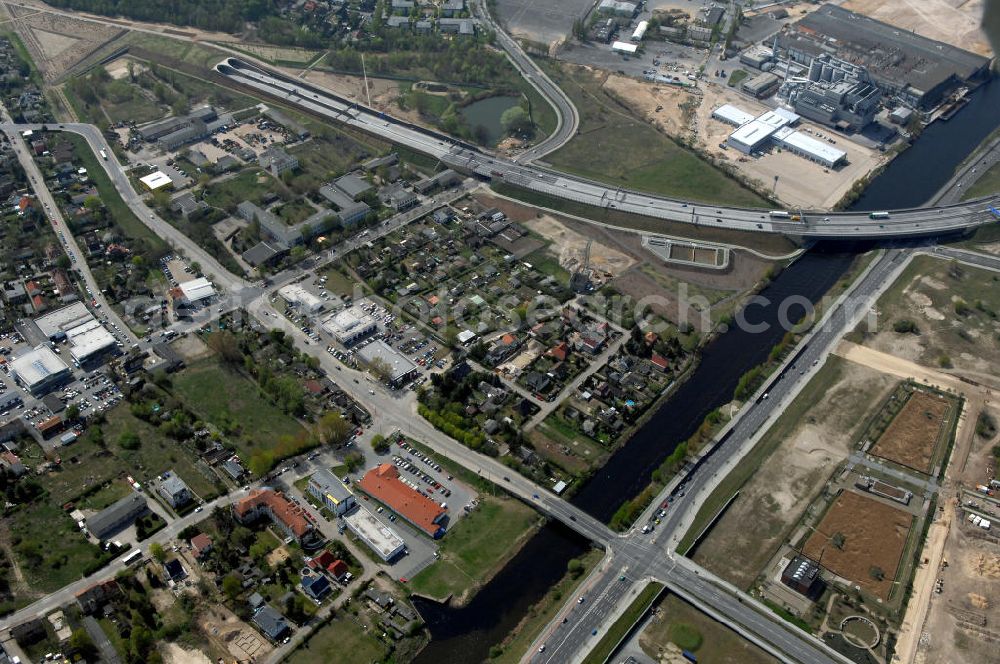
left=692, top=358, right=896, bottom=588
left=160, top=643, right=212, bottom=664
left=523, top=214, right=636, bottom=279
left=869, top=389, right=952, bottom=473
left=841, top=0, right=991, bottom=56
left=802, top=490, right=913, bottom=600
left=196, top=604, right=271, bottom=661
left=5, top=4, right=124, bottom=80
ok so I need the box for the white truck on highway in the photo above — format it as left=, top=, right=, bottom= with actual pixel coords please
left=100, top=149, right=108, bottom=160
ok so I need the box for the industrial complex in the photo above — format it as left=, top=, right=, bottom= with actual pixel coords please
left=712, top=104, right=847, bottom=168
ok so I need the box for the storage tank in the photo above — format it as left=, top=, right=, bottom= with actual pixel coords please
left=631, top=20, right=648, bottom=42
left=808, top=58, right=822, bottom=81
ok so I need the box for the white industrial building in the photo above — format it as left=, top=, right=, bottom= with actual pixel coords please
left=343, top=506, right=406, bottom=562
left=65, top=319, right=117, bottom=365
left=612, top=41, right=638, bottom=55
left=35, top=302, right=94, bottom=340
left=631, top=20, right=648, bottom=42
left=10, top=345, right=71, bottom=395
left=139, top=171, right=173, bottom=191
left=712, top=104, right=756, bottom=127
left=178, top=277, right=215, bottom=303
left=772, top=127, right=847, bottom=168
left=321, top=307, right=377, bottom=346
left=279, top=284, right=324, bottom=314
left=717, top=104, right=846, bottom=168
left=34, top=302, right=117, bottom=366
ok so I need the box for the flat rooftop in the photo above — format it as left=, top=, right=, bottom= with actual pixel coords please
left=139, top=171, right=173, bottom=190
left=11, top=344, right=70, bottom=387
left=343, top=506, right=405, bottom=561
left=179, top=277, right=215, bottom=302
left=35, top=301, right=93, bottom=339
left=66, top=319, right=117, bottom=362
left=357, top=339, right=416, bottom=382
left=793, top=4, right=990, bottom=94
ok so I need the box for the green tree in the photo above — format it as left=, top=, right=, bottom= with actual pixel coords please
left=371, top=434, right=390, bottom=454
left=149, top=542, right=166, bottom=562
left=222, top=573, right=242, bottom=600
left=68, top=628, right=95, bottom=657
left=315, top=411, right=352, bottom=446
left=500, top=106, right=532, bottom=136
left=119, top=431, right=141, bottom=450
left=831, top=532, right=846, bottom=550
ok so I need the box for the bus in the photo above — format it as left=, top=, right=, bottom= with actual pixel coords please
left=121, top=549, right=143, bottom=566
left=869, top=212, right=890, bottom=220
left=769, top=210, right=790, bottom=218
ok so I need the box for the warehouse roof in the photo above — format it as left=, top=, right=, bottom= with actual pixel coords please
left=35, top=301, right=93, bottom=339
left=357, top=340, right=416, bottom=383
left=359, top=464, right=446, bottom=537
left=729, top=119, right=779, bottom=149
left=139, top=171, right=173, bottom=190
left=10, top=345, right=69, bottom=387
left=66, top=319, right=117, bottom=363
left=712, top=104, right=755, bottom=126
left=179, top=277, right=215, bottom=302
left=773, top=127, right=847, bottom=165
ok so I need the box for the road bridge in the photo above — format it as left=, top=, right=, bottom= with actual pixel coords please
left=213, top=57, right=1000, bottom=241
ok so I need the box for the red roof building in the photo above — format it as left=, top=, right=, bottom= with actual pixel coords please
left=650, top=353, right=670, bottom=372
left=359, top=464, right=447, bottom=538
left=190, top=533, right=213, bottom=558
left=547, top=341, right=569, bottom=362
left=328, top=559, right=349, bottom=580
left=307, top=550, right=337, bottom=571
left=234, top=489, right=315, bottom=543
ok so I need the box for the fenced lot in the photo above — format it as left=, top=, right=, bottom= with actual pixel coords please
left=867, top=385, right=957, bottom=474
left=802, top=490, right=913, bottom=600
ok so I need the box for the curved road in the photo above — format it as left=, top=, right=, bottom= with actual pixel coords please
left=471, top=1, right=580, bottom=163
left=214, top=57, right=1000, bottom=241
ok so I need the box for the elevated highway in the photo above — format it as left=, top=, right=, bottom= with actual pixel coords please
left=214, top=57, right=1000, bottom=241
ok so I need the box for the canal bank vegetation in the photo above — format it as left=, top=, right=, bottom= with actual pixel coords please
left=581, top=581, right=665, bottom=664
left=489, top=548, right=604, bottom=663
left=408, top=492, right=543, bottom=604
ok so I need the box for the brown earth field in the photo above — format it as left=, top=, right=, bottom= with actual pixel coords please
left=691, top=357, right=896, bottom=588
left=802, top=490, right=913, bottom=600
left=869, top=389, right=951, bottom=474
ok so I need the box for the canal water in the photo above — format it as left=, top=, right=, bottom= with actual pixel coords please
left=412, top=76, right=1000, bottom=663
left=459, top=95, right=522, bottom=145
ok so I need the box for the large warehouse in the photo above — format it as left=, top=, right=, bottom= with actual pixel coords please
left=10, top=344, right=71, bottom=396
left=777, top=4, right=991, bottom=110
left=34, top=302, right=118, bottom=366
left=718, top=104, right=847, bottom=168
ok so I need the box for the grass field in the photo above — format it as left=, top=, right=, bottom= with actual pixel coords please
left=171, top=358, right=309, bottom=461
left=640, top=593, right=778, bottom=664
left=492, top=548, right=603, bottom=663
left=962, top=161, right=1000, bottom=200
left=285, top=137, right=373, bottom=193
left=542, top=62, right=768, bottom=208
left=284, top=614, right=388, bottom=664
left=203, top=168, right=283, bottom=213
left=802, top=490, right=913, bottom=600
left=4, top=501, right=113, bottom=593
left=581, top=582, right=664, bottom=664
left=103, top=405, right=221, bottom=500
left=408, top=495, right=541, bottom=601
left=61, top=133, right=169, bottom=256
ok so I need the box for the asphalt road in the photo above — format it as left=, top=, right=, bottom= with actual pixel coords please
left=0, top=120, right=860, bottom=662
left=213, top=57, right=1000, bottom=240
left=473, top=1, right=580, bottom=164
